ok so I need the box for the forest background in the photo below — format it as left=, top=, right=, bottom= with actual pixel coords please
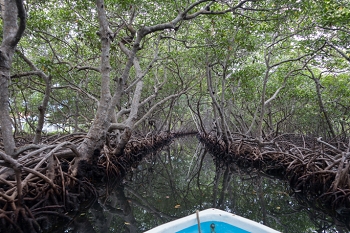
left=1, top=0, right=349, bottom=158
left=0, top=0, right=349, bottom=232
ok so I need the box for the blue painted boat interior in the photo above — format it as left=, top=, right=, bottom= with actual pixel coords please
left=176, top=221, right=250, bottom=233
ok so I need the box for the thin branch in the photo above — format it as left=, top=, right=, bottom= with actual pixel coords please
left=134, top=90, right=188, bottom=128
left=326, top=41, right=350, bottom=62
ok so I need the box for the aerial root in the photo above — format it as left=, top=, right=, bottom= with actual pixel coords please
left=0, top=134, right=98, bottom=232
left=0, top=131, right=196, bottom=232
left=199, top=132, right=350, bottom=219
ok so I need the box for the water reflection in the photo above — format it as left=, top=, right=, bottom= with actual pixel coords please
left=64, top=137, right=349, bottom=232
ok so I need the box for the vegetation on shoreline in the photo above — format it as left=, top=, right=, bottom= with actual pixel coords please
left=0, top=0, right=349, bottom=231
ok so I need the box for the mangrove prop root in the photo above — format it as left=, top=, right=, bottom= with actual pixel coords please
left=0, top=134, right=98, bottom=232
left=198, top=132, right=350, bottom=220
left=0, top=131, right=196, bottom=232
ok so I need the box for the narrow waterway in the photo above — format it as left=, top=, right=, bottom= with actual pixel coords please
left=62, top=137, right=349, bottom=233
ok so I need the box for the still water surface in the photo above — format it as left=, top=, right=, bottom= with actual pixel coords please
left=64, top=137, right=349, bottom=233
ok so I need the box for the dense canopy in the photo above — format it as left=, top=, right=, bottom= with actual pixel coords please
left=1, top=0, right=349, bottom=143
left=0, top=0, right=349, bottom=232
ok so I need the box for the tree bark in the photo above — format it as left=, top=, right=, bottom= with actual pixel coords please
left=307, top=67, right=336, bottom=139
left=76, top=0, right=252, bottom=167
left=0, top=0, right=26, bottom=156
left=16, top=50, right=52, bottom=144
left=206, top=62, right=229, bottom=144
left=75, top=0, right=114, bottom=166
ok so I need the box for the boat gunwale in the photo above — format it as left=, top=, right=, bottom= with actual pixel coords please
left=144, top=208, right=281, bottom=233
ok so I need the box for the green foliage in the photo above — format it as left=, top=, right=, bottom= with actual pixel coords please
left=2, top=0, right=349, bottom=230
left=320, top=0, right=350, bottom=25
left=4, top=0, right=349, bottom=138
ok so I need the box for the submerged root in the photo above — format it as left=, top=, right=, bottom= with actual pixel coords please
left=0, top=131, right=195, bottom=232
left=198, top=132, right=350, bottom=221
left=0, top=134, right=97, bottom=232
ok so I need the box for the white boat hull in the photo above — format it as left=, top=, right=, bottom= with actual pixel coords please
left=145, top=208, right=281, bottom=233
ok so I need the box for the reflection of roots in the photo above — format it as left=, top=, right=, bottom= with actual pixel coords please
left=0, top=135, right=97, bottom=232
left=0, top=131, right=197, bottom=232
left=100, top=131, right=197, bottom=188
left=0, top=156, right=98, bottom=232
left=199, top=132, right=350, bottom=222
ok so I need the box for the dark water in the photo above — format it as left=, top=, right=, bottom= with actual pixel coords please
left=64, top=137, right=349, bottom=233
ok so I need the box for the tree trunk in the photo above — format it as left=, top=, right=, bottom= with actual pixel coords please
left=0, top=0, right=26, bottom=156
left=315, top=78, right=335, bottom=138
left=309, top=70, right=336, bottom=139
left=16, top=50, right=53, bottom=144
left=75, top=0, right=114, bottom=166
left=76, top=0, right=243, bottom=168
left=257, top=50, right=271, bottom=142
